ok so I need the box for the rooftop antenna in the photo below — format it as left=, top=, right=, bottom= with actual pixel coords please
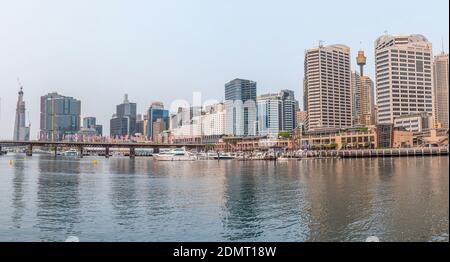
left=384, top=30, right=389, bottom=36
left=442, top=37, right=445, bottom=53
left=319, top=40, right=324, bottom=48
left=17, top=78, right=23, bottom=93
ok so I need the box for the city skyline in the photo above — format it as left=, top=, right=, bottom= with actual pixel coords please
left=0, top=0, right=449, bottom=139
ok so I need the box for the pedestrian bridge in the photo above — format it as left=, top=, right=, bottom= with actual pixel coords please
left=0, top=140, right=206, bottom=158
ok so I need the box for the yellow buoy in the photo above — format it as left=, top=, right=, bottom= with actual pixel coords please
left=9, top=160, right=13, bottom=165
left=92, top=160, right=97, bottom=165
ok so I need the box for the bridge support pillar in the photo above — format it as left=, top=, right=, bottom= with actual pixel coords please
left=105, top=147, right=110, bottom=158
left=54, top=146, right=58, bottom=156
left=129, top=147, right=136, bottom=159
left=79, top=146, right=84, bottom=158
left=26, top=144, right=33, bottom=156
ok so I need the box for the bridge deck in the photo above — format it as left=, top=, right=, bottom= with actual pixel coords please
left=0, top=141, right=205, bottom=148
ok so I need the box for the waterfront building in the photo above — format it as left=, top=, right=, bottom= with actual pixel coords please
left=393, top=112, right=434, bottom=133
left=171, top=115, right=202, bottom=144
left=375, top=34, right=434, bottom=124
left=376, top=124, right=394, bottom=148
left=392, top=130, right=414, bottom=148
left=225, top=78, right=257, bottom=137
left=257, top=90, right=298, bottom=137
left=257, top=93, right=282, bottom=137
left=300, top=127, right=377, bottom=150
left=201, top=103, right=226, bottom=137
left=214, top=136, right=269, bottom=152
left=304, top=44, right=352, bottom=131
left=415, top=128, right=449, bottom=146
left=171, top=103, right=226, bottom=144
left=110, top=94, right=137, bottom=137
left=147, top=102, right=169, bottom=140
left=351, top=51, right=375, bottom=126
left=433, top=52, right=449, bottom=128
left=215, top=125, right=418, bottom=151
left=279, top=90, right=299, bottom=133
left=13, top=87, right=30, bottom=141
left=40, top=92, right=81, bottom=141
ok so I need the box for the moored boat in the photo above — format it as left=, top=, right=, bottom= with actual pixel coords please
left=153, top=148, right=197, bottom=161
left=62, top=149, right=80, bottom=157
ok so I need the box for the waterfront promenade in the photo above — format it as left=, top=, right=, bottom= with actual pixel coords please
left=302, top=147, right=449, bottom=159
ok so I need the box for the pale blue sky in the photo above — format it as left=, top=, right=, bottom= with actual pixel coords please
left=0, top=0, right=448, bottom=138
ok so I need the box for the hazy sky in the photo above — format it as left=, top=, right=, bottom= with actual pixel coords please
left=0, top=0, right=448, bottom=139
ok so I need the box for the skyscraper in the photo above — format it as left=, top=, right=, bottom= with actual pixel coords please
left=351, top=50, right=375, bottom=126
left=147, top=102, right=169, bottom=140
left=304, top=44, right=352, bottom=131
left=257, top=93, right=282, bottom=137
left=83, top=117, right=97, bottom=129
left=110, top=94, right=137, bottom=137
left=257, top=90, right=298, bottom=137
left=13, top=86, right=30, bottom=141
left=225, top=78, right=257, bottom=137
left=82, top=117, right=102, bottom=136
left=433, top=52, right=449, bottom=128
left=40, top=92, right=81, bottom=141
left=375, top=34, right=434, bottom=124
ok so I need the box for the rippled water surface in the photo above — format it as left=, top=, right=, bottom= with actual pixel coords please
left=0, top=155, right=448, bottom=242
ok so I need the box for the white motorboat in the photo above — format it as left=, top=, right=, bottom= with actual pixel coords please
left=153, top=148, right=197, bottom=161
left=62, top=149, right=80, bottom=157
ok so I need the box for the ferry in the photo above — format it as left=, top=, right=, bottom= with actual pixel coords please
left=153, top=148, right=197, bottom=161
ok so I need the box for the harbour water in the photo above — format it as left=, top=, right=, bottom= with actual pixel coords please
left=0, top=154, right=448, bottom=242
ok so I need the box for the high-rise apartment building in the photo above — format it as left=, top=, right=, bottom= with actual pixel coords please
left=13, top=87, right=30, bottom=141
left=225, top=78, right=257, bottom=136
left=433, top=52, right=449, bottom=128
left=40, top=92, right=81, bottom=141
left=304, top=44, right=352, bottom=131
left=375, top=34, right=434, bottom=124
left=110, top=94, right=137, bottom=137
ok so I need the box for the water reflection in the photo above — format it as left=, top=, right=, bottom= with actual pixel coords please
left=36, top=156, right=82, bottom=241
left=11, top=157, right=26, bottom=229
left=109, top=159, right=140, bottom=231
left=0, top=155, right=447, bottom=242
left=222, top=162, right=263, bottom=241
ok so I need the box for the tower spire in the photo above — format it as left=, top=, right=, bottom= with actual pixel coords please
left=17, top=78, right=23, bottom=95
left=356, top=50, right=367, bottom=77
